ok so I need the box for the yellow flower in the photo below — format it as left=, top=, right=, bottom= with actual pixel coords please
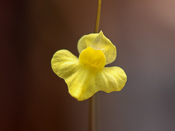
left=51, top=31, right=127, bottom=101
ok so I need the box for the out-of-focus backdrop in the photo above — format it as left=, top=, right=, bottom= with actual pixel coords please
left=1, top=0, right=175, bottom=131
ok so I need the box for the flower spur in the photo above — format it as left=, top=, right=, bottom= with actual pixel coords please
left=51, top=31, right=127, bottom=101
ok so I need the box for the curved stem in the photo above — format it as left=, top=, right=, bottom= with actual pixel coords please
left=94, top=0, right=102, bottom=33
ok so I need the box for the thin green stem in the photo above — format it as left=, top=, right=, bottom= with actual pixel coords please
left=94, top=0, right=102, bottom=33
left=89, top=1, right=102, bottom=131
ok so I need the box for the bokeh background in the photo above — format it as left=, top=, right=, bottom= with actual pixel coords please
left=1, top=0, right=175, bottom=131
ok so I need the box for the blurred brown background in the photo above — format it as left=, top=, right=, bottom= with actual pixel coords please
left=1, top=0, right=175, bottom=131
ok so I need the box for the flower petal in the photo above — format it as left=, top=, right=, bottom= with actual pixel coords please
left=65, top=67, right=96, bottom=101
left=96, top=66, right=127, bottom=93
left=64, top=66, right=127, bottom=101
left=77, top=31, right=116, bottom=65
left=51, top=49, right=79, bottom=79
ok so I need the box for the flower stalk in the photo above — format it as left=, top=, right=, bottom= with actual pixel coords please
left=88, top=95, right=97, bottom=131
left=89, top=0, right=102, bottom=131
left=94, top=0, right=102, bottom=33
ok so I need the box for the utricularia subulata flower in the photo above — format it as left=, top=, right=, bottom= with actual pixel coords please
left=51, top=31, right=127, bottom=101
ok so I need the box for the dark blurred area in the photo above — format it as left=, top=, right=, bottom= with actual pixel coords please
left=1, top=0, right=175, bottom=131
